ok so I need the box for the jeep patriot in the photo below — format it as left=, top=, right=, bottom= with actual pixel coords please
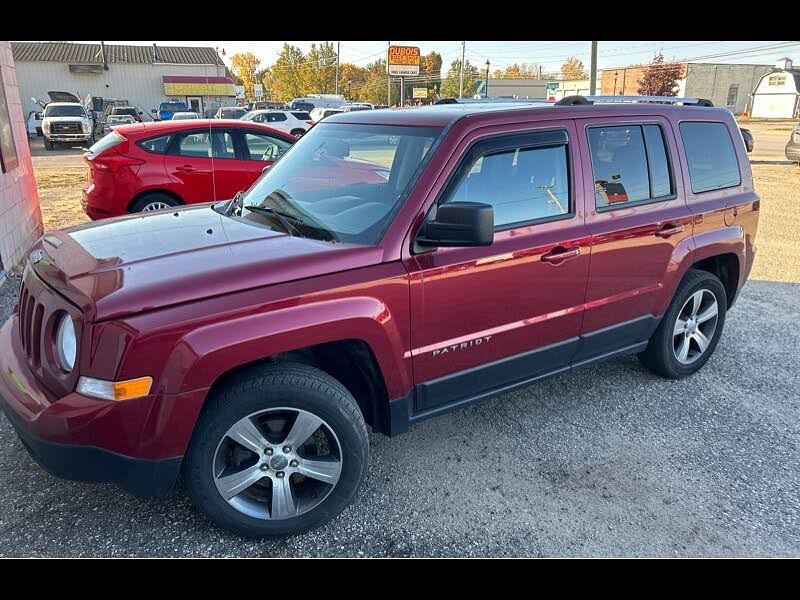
left=0, top=96, right=759, bottom=536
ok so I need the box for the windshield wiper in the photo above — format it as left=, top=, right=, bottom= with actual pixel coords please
left=243, top=205, right=305, bottom=237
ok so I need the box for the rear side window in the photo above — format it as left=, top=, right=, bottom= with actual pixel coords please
left=588, top=124, right=674, bottom=209
left=444, top=130, right=571, bottom=229
left=267, top=113, right=288, bottom=122
left=679, top=122, right=741, bottom=194
left=138, top=134, right=171, bottom=154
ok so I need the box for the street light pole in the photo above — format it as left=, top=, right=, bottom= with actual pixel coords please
left=613, top=70, right=618, bottom=95
left=485, top=60, right=490, bottom=98
left=335, top=41, right=340, bottom=96
left=459, top=41, right=465, bottom=98
left=589, top=40, right=598, bottom=95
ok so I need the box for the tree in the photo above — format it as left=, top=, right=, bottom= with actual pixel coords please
left=638, top=53, right=684, bottom=96
left=338, top=63, right=368, bottom=101
left=302, top=42, right=338, bottom=94
left=440, top=59, right=479, bottom=98
left=271, top=43, right=307, bottom=102
left=500, top=63, right=542, bottom=79
left=560, top=56, right=587, bottom=80
left=229, top=52, right=261, bottom=101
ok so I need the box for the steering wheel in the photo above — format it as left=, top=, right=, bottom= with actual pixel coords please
left=261, top=145, right=277, bottom=161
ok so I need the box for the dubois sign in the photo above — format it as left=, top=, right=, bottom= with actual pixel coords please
left=387, top=46, right=420, bottom=76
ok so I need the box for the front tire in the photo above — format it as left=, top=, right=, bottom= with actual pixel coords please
left=44, top=138, right=53, bottom=150
left=639, top=269, right=727, bottom=379
left=184, top=362, right=369, bottom=537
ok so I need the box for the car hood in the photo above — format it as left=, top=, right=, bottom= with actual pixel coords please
left=47, top=91, right=82, bottom=103
left=30, top=205, right=384, bottom=322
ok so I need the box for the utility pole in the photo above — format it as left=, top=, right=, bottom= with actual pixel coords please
left=459, top=41, right=466, bottom=98
left=589, top=40, right=598, bottom=95
left=388, top=41, right=391, bottom=106
left=335, top=41, right=340, bottom=96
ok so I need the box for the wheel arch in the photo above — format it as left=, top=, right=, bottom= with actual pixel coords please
left=127, top=188, right=185, bottom=213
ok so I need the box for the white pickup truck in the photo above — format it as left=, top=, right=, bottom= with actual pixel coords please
left=37, top=91, right=94, bottom=150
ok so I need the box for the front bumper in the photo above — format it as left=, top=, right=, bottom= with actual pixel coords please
left=46, top=134, right=91, bottom=142
left=786, top=141, right=800, bottom=162
left=0, top=315, right=205, bottom=496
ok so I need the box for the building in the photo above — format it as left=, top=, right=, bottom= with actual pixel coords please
left=11, top=42, right=236, bottom=119
left=545, top=79, right=591, bottom=101
left=0, top=41, right=42, bottom=281
left=480, top=78, right=547, bottom=100
left=601, top=62, right=773, bottom=114
left=750, top=58, right=800, bottom=119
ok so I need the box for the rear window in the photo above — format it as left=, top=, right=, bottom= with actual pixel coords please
left=159, top=102, right=187, bottom=112
left=88, top=131, right=125, bottom=155
left=291, top=112, right=311, bottom=120
left=679, top=122, right=741, bottom=194
left=137, top=134, right=171, bottom=154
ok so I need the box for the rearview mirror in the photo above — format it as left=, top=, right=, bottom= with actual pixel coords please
left=417, top=202, right=494, bottom=248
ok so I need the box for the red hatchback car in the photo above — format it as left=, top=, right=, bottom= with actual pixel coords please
left=81, top=120, right=298, bottom=219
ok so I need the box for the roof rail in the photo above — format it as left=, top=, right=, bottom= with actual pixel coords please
left=559, top=95, right=713, bottom=107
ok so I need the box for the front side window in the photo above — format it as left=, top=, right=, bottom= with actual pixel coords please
left=233, top=123, right=442, bottom=245
left=243, top=132, right=292, bottom=161
left=588, top=124, right=674, bottom=209
left=444, top=137, right=571, bottom=228
left=679, top=122, right=741, bottom=194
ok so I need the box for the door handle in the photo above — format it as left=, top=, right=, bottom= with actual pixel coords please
left=655, top=224, right=685, bottom=238
left=176, top=165, right=196, bottom=172
left=541, top=246, right=581, bottom=264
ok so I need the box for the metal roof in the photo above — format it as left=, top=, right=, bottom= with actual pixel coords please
left=10, top=42, right=224, bottom=66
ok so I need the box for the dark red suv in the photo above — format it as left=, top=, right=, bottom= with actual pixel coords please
left=0, top=97, right=759, bottom=537
left=81, top=119, right=298, bottom=219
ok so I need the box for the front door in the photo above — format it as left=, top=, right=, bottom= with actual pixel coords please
left=406, top=122, right=592, bottom=415
left=187, top=96, right=203, bottom=115
left=575, top=116, right=694, bottom=362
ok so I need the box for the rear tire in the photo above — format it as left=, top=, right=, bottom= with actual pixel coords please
left=184, top=362, right=369, bottom=537
left=639, top=269, right=727, bottom=379
left=129, top=193, right=182, bottom=214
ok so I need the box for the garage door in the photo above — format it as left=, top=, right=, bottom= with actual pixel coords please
left=752, top=93, right=797, bottom=118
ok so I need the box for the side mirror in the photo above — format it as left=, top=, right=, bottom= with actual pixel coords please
left=417, top=202, right=494, bottom=248
left=151, top=109, right=157, bottom=113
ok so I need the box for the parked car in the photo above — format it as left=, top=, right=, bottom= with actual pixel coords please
left=214, top=107, right=248, bottom=120
left=309, top=107, right=344, bottom=123
left=1, top=97, right=759, bottom=538
left=785, top=122, right=800, bottom=164
left=241, top=110, right=313, bottom=137
left=739, top=127, right=754, bottom=153
left=41, top=102, right=93, bottom=150
left=26, top=110, right=43, bottom=137
left=342, top=103, right=373, bottom=112
left=102, top=114, right=136, bottom=136
left=80, top=119, right=297, bottom=219
left=156, top=101, right=189, bottom=121
left=171, top=112, right=200, bottom=120
left=111, top=106, right=143, bottom=123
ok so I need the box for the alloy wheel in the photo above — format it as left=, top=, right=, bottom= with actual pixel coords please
left=672, top=288, right=719, bottom=365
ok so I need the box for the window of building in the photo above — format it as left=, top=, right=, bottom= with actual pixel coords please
left=0, top=67, right=18, bottom=174
left=444, top=131, right=571, bottom=229
left=768, top=75, right=787, bottom=86
left=727, top=84, right=739, bottom=107
left=679, top=122, right=741, bottom=194
left=588, top=124, right=674, bottom=209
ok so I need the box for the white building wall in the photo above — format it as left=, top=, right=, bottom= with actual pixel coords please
left=751, top=70, right=799, bottom=118
left=0, top=42, right=42, bottom=275
left=15, top=61, right=234, bottom=117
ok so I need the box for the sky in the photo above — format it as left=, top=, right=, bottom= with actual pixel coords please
left=90, top=40, right=800, bottom=72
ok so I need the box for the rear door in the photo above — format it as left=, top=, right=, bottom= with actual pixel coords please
left=575, top=116, right=693, bottom=362
left=406, top=121, right=592, bottom=414
left=163, top=129, right=215, bottom=203
left=265, top=111, right=290, bottom=134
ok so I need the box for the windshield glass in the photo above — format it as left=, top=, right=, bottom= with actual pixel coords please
left=159, top=102, right=187, bottom=112
left=45, top=105, right=85, bottom=117
left=234, top=122, right=441, bottom=245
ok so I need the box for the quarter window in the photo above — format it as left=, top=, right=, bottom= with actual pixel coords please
left=679, top=122, right=741, bottom=193
left=444, top=132, right=571, bottom=229
left=588, top=124, right=674, bottom=209
left=138, top=134, right=171, bottom=154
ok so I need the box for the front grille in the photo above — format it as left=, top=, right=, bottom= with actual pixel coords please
left=51, top=122, right=82, bottom=134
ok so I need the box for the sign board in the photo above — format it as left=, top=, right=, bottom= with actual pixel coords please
left=235, top=85, right=245, bottom=99
left=412, top=87, right=428, bottom=99
left=387, top=46, right=420, bottom=77
left=254, top=83, right=263, bottom=99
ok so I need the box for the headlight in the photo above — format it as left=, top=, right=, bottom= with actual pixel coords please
left=42, top=121, right=50, bottom=133
left=55, top=314, right=76, bottom=372
left=82, top=122, right=90, bottom=133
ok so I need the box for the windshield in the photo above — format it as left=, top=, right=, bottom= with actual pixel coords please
left=234, top=123, right=441, bottom=245
left=44, top=105, right=86, bottom=117
left=159, top=102, right=187, bottom=112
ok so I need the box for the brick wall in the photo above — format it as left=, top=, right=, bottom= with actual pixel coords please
left=0, top=41, right=43, bottom=276
left=600, top=66, right=652, bottom=96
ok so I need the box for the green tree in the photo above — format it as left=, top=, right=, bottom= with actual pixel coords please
left=271, top=43, right=306, bottom=102
left=229, top=52, right=261, bottom=100
left=302, top=42, right=338, bottom=94
left=440, top=59, right=479, bottom=98
left=638, top=53, right=684, bottom=96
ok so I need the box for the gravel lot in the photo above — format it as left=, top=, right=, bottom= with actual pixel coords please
left=0, top=137, right=798, bottom=557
